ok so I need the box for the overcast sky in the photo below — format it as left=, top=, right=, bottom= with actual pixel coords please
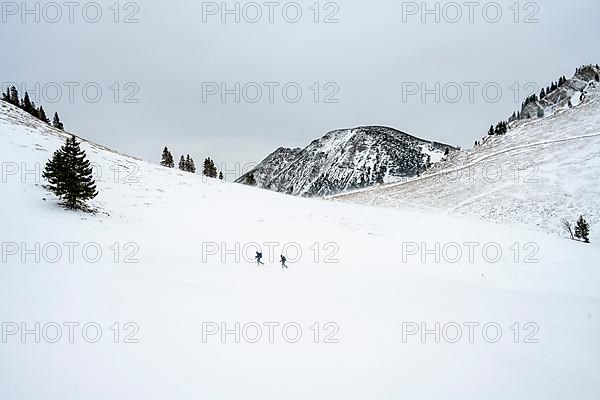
left=1, top=0, right=599, bottom=176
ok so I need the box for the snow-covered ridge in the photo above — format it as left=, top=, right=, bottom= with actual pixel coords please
left=333, top=75, right=600, bottom=244
left=237, top=126, right=456, bottom=197
left=515, top=64, right=599, bottom=121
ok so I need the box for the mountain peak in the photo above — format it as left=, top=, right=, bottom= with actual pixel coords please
left=237, top=126, right=456, bottom=196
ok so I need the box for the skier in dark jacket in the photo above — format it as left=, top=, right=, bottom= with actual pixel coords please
left=255, top=252, right=264, bottom=266
left=280, top=255, right=288, bottom=269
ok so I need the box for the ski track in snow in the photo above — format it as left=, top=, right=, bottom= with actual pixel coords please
left=333, top=85, right=600, bottom=244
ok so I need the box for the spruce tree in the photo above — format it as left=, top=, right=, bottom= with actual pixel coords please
left=43, top=135, right=97, bottom=210
left=178, top=155, right=186, bottom=171
left=22, top=92, right=34, bottom=114
left=160, top=147, right=168, bottom=167
left=203, top=158, right=212, bottom=177
left=488, top=125, right=494, bottom=136
left=29, top=100, right=39, bottom=119
left=160, top=147, right=174, bottom=168
left=38, top=106, right=50, bottom=124
left=219, top=171, right=224, bottom=180
left=53, top=112, right=64, bottom=130
left=9, top=86, right=19, bottom=106
left=186, top=155, right=196, bottom=173
left=245, top=173, right=256, bottom=186
left=574, top=215, right=590, bottom=243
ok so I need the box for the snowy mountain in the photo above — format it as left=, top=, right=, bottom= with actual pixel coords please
left=516, top=64, right=599, bottom=120
left=236, top=126, right=455, bottom=196
left=241, top=146, right=302, bottom=185
left=2, top=93, right=600, bottom=399
left=333, top=67, right=600, bottom=244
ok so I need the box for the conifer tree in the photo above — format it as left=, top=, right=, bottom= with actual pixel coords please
left=160, top=147, right=174, bottom=168
left=219, top=171, right=224, bottom=180
left=9, top=86, right=19, bottom=106
left=43, top=135, right=97, bottom=210
left=1, top=87, right=9, bottom=102
left=178, top=155, right=186, bottom=171
left=52, top=112, right=64, bottom=130
left=493, top=121, right=507, bottom=135
left=203, top=157, right=217, bottom=177
left=244, top=173, right=256, bottom=186
left=574, top=215, right=590, bottom=243
left=203, top=158, right=211, bottom=177
left=29, top=100, right=39, bottom=119
left=596, top=73, right=599, bottom=82
left=38, top=106, right=50, bottom=124
left=488, top=125, right=494, bottom=136
left=186, top=155, right=196, bottom=173
left=22, top=92, right=34, bottom=114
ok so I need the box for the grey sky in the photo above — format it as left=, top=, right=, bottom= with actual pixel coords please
left=2, top=0, right=599, bottom=177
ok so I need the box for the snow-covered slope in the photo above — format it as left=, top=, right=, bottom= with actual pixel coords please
left=516, top=65, right=599, bottom=121
left=333, top=76, right=600, bottom=244
left=1, top=100, right=600, bottom=399
left=237, top=126, right=455, bottom=196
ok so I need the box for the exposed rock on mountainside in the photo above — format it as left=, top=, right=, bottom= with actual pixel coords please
left=517, top=64, right=600, bottom=120
left=237, top=126, right=455, bottom=197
